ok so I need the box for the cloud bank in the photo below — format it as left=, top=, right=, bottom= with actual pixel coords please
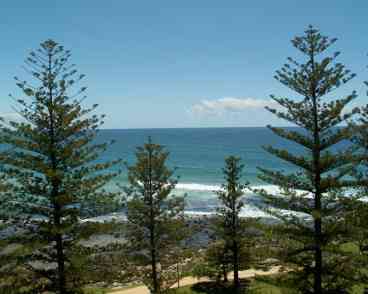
left=190, top=97, right=275, bottom=116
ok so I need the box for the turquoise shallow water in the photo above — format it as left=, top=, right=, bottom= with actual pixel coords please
left=95, top=127, right=348, bottom=217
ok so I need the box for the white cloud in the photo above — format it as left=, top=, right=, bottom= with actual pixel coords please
left=0, top=112, right=25, bottom=124
left=190, top=97, right=275, bottom=116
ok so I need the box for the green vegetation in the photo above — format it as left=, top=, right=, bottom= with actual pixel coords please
left=166, top=277, right=296, bottom=294
left=214, top=156, right=248, bottom=291
left=345, top=70, right=368, bottom=285
left=192, top=241, right=232, bottom=282
left=123, top=138, right=187, bottom=293
left=166, top=281, right=368, bottom=294
left=83, top=287, right=107, bottom=294
left=0, top=40, right=121, bottom=293
left=1, top=26, right=368, bottom=294
left=257, top=26, right=359, bottom=293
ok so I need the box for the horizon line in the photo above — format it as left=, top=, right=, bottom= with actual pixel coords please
left=99, top=125, right=294, bottom=131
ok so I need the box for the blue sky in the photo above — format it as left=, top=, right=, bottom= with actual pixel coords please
left=0, top=1, right=367, bottom=128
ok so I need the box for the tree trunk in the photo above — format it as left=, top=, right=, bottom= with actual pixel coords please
left=151, top=246, right=159, bottom=294
left=47, top=48, right=67, bottom=294
left=177, top=262, right=180, bottom=288
left=52, top=159, right=66, bottom=294
left=233, top=241, right=240, bottom=291
left=311, top=49, right=322, bottom=294
left=314, top=217, right=322, bottom=294
left=56, top=231, right=66, bottom=294
left=223, top=264, right=228, bottom=282
left=54, top=198, right=66, bottom=294
left=54, top=190, right=66, bottom=294
left=314, top=179, right=322, bottom=293
left=148, top=146, right=159, bottom=294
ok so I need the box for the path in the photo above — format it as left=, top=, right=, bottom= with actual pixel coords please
left=108, top=266, right=282, bottom=294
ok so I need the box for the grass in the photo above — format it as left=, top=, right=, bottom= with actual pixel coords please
left=167, top=280, right=368, bottom=294
left=83, top=287, right=107, bottom=294
left=167, top=278, right=296, bottom=294
left=248, top=280, right=296, bottom=294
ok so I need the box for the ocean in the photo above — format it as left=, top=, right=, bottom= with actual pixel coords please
left=95, top=127, right=311, bottom=218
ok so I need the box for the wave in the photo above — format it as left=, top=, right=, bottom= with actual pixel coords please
left=84, top=208, right=269, bottom=223
left=175, top=182, right=281, bottom=194
left=175, top=183, right=221, bottom=191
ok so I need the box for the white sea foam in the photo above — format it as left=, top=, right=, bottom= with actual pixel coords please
left=175, top=182, right=281, bottom=195
left=83, top=208, right=269, bottom=222
left=84, top=183, right=323, bottom=222
left=82, top=212, right=127, bottom=223
left=175, top=183, right=221, bottom=192
left=239, top=206, right=269, bottom=218
left=183, top=210, right=269, bottom=219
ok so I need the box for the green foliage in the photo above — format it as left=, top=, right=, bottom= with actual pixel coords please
left=203, top=241, right=232, bottom=282
left=342, top=67, right=368, bottom=289
left=214, top=156, right=251, bottom=289
left=192, top=240, right=252, bottom=285
left=0, top=40, right=121, bottom=293
left=256, top=26, right=359, bottom=293
left=82, top=287, right=106, bottom=294
left=123, top=138, right=187, bottom=293
left=248, top=276, right=298, bottom=294
left=215, top=156, right=248, bottom=245
left=191, top=262, right=218, bottom=281
left=166, top=277, right=296, bottom=294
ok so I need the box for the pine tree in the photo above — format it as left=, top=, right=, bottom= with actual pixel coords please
left=345, top=71, right=368, bottom=287
left=215, top=156, right=248, bottom=291
left=123, top=138, right=186, bottom=294
left=257, top=26, right=358, bottom=293
left=0, top=40, right=121, bottom=293
left=204, top=240, right=232, bottom=283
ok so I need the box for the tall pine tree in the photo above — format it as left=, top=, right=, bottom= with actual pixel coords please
left=215, top=156, right=248, bottom=291
left=123, top=138, right=186, bottom=294
left=345, top=69, right=368, bottom=287
left=0, top=40, right=121, bottom=293
left=257, top=26, right=358, bottom=293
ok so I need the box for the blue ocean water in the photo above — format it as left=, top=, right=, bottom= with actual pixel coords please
left=95, top=127, right=342, bottom=217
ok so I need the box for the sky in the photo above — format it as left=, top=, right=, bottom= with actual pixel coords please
left=0, top=1, right=367, bottom=129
